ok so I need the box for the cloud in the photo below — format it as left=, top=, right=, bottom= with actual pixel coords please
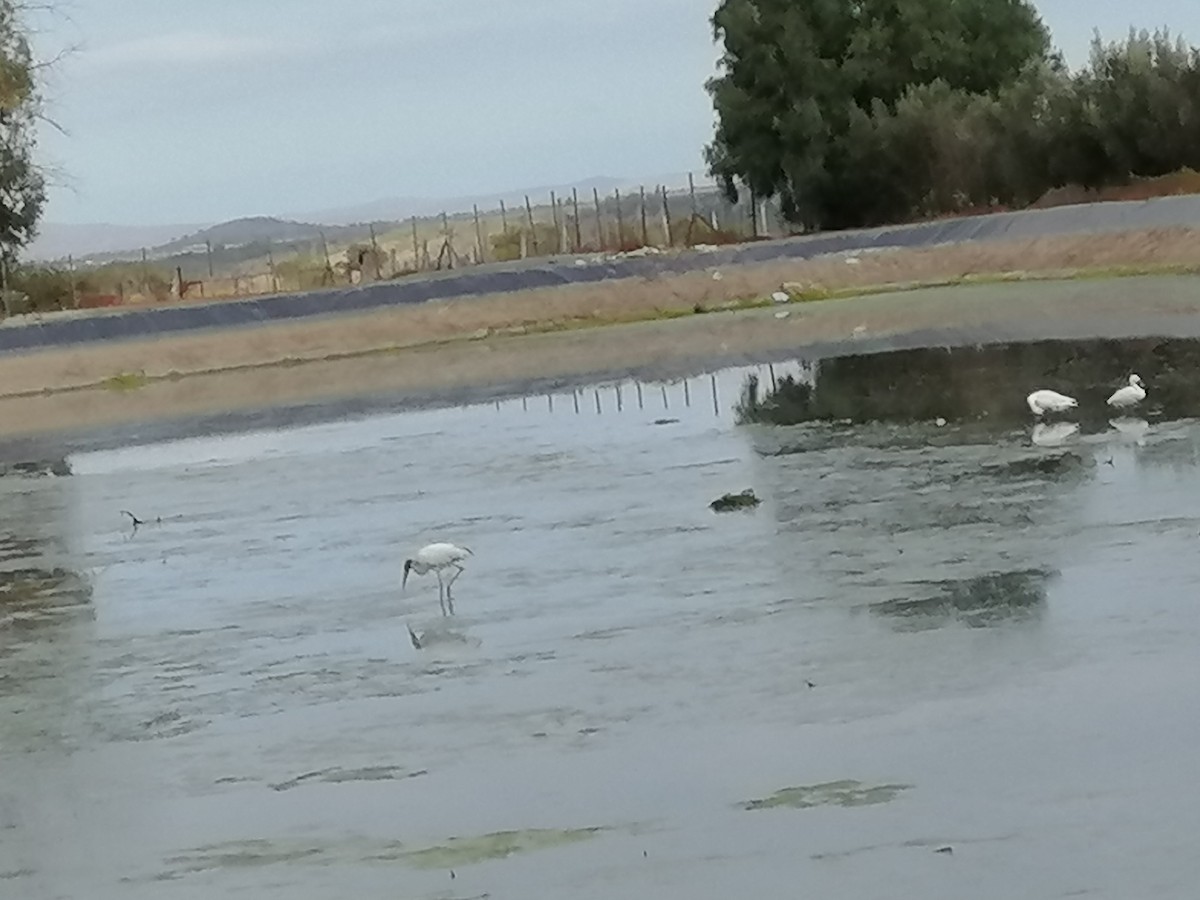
left=78, top=31, right=300, bottom=70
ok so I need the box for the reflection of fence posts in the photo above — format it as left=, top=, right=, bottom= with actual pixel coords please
left=592, top=187, right=604, bottom=251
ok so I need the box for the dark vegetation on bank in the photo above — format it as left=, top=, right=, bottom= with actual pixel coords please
left=707, top=0, right=1200, bottom=231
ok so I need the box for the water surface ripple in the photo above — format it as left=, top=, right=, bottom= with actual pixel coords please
left=3, top=357, right=1200, bottom=899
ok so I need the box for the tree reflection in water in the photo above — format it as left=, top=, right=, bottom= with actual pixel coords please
left=736, top=337, right=1200, bottom=428
left=870, top=568, right=1052, bottom=631
left=0, top=459, right=93, bottom=697
left=725, top=339, right=1187, bottom=633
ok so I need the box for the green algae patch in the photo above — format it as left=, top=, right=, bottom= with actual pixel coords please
left=103, top=370, right=150, bottom=391
left=403, top=827, right=604, bottom=869
left=164, top=840, right=326, bottom=872
left=743, top=780, right=913, bottom=811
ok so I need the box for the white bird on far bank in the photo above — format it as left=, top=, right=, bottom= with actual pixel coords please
left=1026, top=389, right=1078, bottom=417
left=403, top=542, right=473, bottom=616
left=1107, top=374, right=1146, bottom=410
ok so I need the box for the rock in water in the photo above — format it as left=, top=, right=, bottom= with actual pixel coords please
left=710, top=489, right=761, bottom=512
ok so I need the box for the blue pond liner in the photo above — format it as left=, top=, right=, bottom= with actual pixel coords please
left=4, top=194, right=1200, bottom=354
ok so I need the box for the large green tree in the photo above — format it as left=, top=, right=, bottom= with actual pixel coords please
left=705, top=0, right=1051, bottom=230
left=0, top=1, right=45, bottom=258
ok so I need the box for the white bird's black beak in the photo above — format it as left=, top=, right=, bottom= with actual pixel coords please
left=402, top=560, right=412, bottom=590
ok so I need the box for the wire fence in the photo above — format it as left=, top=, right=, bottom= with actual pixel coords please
left=58, top=175, right=790, bottom=309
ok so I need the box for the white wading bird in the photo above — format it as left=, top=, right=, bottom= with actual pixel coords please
left=1106, top=374, right=1146, bottom=410
left=1026, top=389, right=1078, bottom=417
left=403, top=542, right=473, bottom=616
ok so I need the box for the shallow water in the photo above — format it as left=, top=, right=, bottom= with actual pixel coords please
left=4, top=349, right=1200, bottom=899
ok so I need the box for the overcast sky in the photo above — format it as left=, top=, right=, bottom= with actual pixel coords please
left=29, top=0, right=1200, bottom=226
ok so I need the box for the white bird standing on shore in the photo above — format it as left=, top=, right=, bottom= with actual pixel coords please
left=403, top=542, right=473, bottom=616
left=1106, top=374, right=1146, bottom=410
left=1026, top=389, right=1078, bottom=417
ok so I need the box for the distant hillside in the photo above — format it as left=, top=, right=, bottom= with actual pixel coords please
left=28, top=221, right=208, bottom=262
left=157, top=217, right=384, bottom=254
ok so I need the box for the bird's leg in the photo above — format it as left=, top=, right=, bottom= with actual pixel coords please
left=437, top=571, right=447, bottom=617
left=444, top=564, right=464, bottom=616
left=445, top=564, right=465, bottom=598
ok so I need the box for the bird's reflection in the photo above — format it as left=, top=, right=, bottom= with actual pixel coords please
left=407, top=620, right=480, bottom=652
left=1109, top=417, right=1150, bottom=446
left=1031, top=421, right=1080, bottom=448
